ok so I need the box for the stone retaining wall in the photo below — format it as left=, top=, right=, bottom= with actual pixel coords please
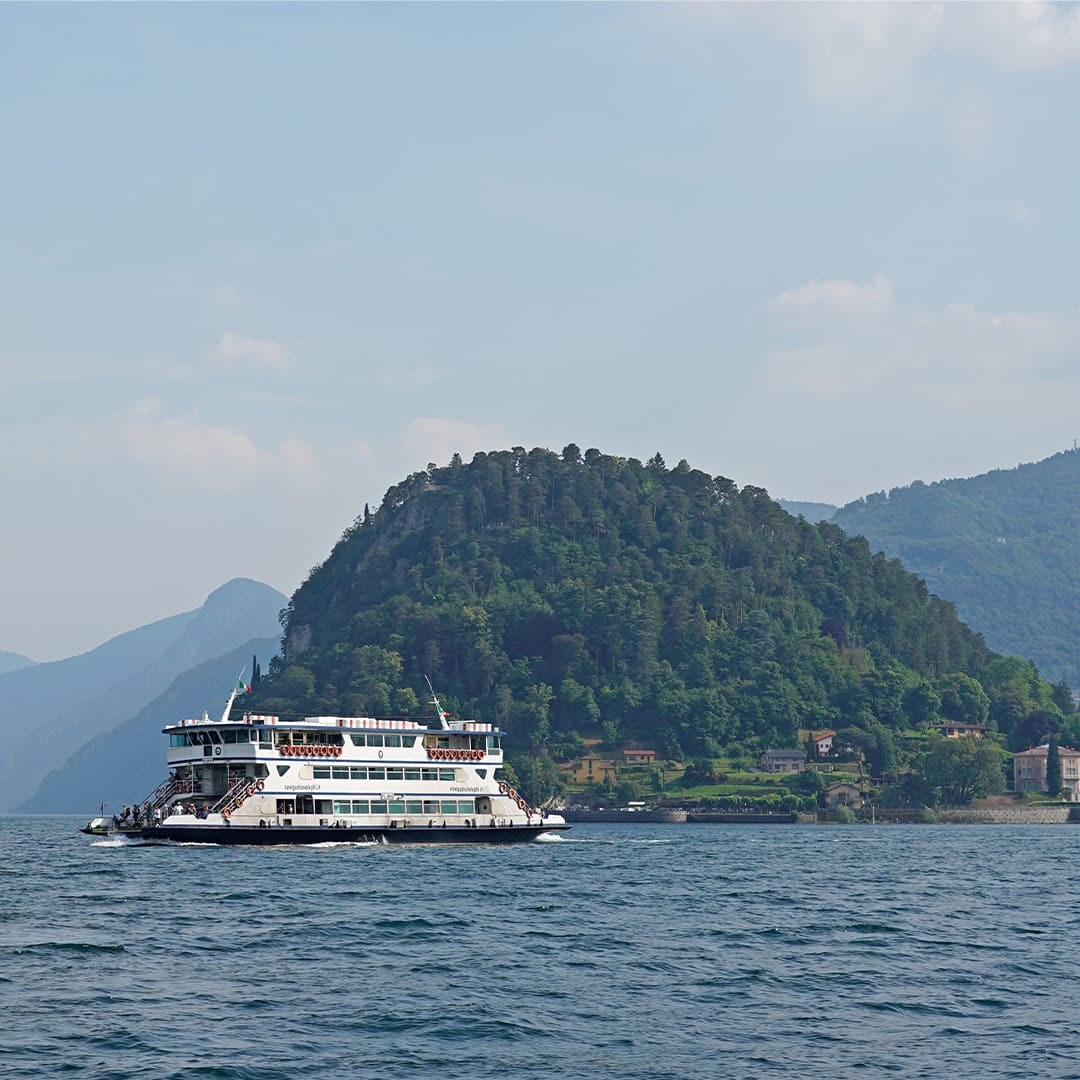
left=937, top=805, right=1071, bottom=824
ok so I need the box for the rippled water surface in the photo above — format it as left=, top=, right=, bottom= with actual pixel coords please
left=4, top=817, right=1080, bottom=1078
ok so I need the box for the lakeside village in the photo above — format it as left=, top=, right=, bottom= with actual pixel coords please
left=552, top=727, right=1080, bottom=825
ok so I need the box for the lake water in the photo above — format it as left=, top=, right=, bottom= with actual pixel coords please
left=3, top=817, right=1079, bottom=1079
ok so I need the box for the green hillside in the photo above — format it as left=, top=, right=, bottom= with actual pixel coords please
left=244, top=446, right=1069, bottom=804
left=832, top=449, right=1080, bottom=687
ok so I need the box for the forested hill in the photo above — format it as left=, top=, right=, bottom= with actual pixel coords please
left=832, top=449, right=1080, bottom=687
left=247, top=446, right=1064, bottom=775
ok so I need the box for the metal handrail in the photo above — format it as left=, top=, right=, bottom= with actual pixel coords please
left=209, top=775, right=259, bottom=814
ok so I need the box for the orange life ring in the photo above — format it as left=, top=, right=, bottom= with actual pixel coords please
left=498, top=781, right=509, bottom=794
left=508, top=788, right=518, bottom=800
left=334, top=746, right=341, bottom=756
left=256, top=779, right=265, bottom=791
left=222, top=807, right=231, bottom=819
left=246, top=785, right=255, bottom=798
left=517, top=798, right=527, bottom=810
left=235, top=797, right=244, bottom=808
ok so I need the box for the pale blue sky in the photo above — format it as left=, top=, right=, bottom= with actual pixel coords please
left=4, top=3, right=1080, bottom=660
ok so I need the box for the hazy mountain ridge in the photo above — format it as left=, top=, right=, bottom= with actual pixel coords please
left=0, top=651, right=36, bottom=675
left=777, top=499, right=837, bottom=523
left=2, top=578, right=287, bottom=811
left=20, top=638, right=280, bottom=814
left=831, top=449, right=1080, bottom=686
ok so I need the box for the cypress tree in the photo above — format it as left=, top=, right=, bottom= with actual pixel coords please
left=1046, top=737, right=1063, bottom=797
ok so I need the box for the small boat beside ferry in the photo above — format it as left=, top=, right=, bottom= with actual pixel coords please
left=81, top=683, right=568, bottom=844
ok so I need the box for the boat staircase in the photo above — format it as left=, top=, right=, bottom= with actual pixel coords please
left=209, top=775, right=260, bottom=816
left=139, top=776, right=180, bottom=815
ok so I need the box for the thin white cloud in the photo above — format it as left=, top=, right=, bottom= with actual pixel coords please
left=214, top=285, right=243, bottom=310
left=947, top=89, right=992, bottom=156
left=212, top=332, right=294, bottom=373
left=401, top=417, right=508, bottom=469
left=760, top=289, right=1080, bottom=403
left=770, top=273, right=894, bottom=319
left=119, top=397, right=259, bottom=486
left=381, top=365, right=440, bottom=389
left=944, top=2, right=1080, bottom=72
left=734, top=2, right=1080, bottom=110
left=277, top=437, right=319, bottom=483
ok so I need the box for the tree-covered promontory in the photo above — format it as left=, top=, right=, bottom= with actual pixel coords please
left=247, top=446, right=1067, bottom=793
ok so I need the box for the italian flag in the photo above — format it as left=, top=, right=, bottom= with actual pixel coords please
left=237, top=676, right=251, bottom=694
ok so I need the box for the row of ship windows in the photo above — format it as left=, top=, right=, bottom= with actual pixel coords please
left=325, top=799, right=478, bottom=815
left=170, top=731, right=503, bottom=750
left=310, top=766, right=462, bottom=781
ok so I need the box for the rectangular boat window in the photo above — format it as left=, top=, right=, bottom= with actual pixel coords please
left=169, top=734, right=186, bottom=747
left=350, top=767, right=366, bottom=780
left=369, top=800, right=388, bottom=814
left=351, top=800, right=370, bottom=813
left=405, top=800, right=423, bottom=814
left=383, top=735, right=401, bottom=747
left=277, top=799, right=295, bottom=813
left=438, top=769, right=455, bottom=781
left=315, top=800, right=333, bottom=814
left=349, top=734, right=365, bottom=746
left=313, top=767, right=331, bottom=779
left=388, top=801, right=405, bottom=815
left=401, top=736, right=416, bottom=747
left=259, top=732, right=272, bottom=746
left=207, top=730, right=222, bottom=744
left=486, top=736, right=501, bottom=750
left=403, top=768, right=421, bottom=781
left=422, top=801, right=440, bottom=814
left=385, top=767, right=403, bottom=780
left=458, top=800, right=476, bottom=813
left=367, top=735, right=384, bottom=747
left=368, top=767, right=385, bottom=780
left=421, top=768, right=438, bottom=781
left=440, top=800, right=458, bottom=814
left=332, top=767, right=349, bottom=779
left=333, top=801, right=352, bottom=815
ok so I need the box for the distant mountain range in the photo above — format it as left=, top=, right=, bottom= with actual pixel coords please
left=1, top=578, right=287, bottom=812
left=777, top=500, right=838, bottom=523
left=0, top=651, right=35, bottom=675
left=20, top=638, right=279, bottom=813
left=824, top=449, right=1080, bottom=688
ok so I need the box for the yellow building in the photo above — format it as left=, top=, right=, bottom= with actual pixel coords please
left=561, top=754, right=620, bottom=785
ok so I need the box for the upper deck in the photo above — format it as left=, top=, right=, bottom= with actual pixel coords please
left=163, top=712, right=504, bottom=767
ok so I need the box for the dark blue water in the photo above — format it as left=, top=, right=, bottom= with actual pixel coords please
left=4, top=818, right=1080, bottom=1079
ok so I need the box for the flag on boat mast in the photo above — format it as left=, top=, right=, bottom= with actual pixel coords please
left=237, top=675, right=251, bottom=694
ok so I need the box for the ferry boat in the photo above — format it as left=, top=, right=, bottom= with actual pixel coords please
left=81, top=683, right=568, bottom=844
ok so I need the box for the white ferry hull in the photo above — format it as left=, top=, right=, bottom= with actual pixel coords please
left=137, top=821, right=568, bottom=844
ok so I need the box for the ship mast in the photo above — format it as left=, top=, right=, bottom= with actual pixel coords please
left=219, top=670, right=246, bottom=723
left=425, top=675, right=451, bottom=730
